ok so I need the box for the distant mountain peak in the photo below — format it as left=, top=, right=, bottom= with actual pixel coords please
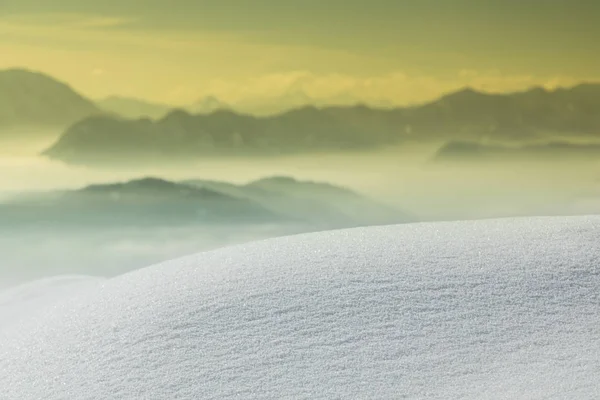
left=194, top=95, right=221, bottom=105
left=191, top=95, right=230, bottom=114
left=1, top=67, right=56, bottom=80
left=0, top=68, right=86, bottom=100
left=246, top=175, right=353, bottom=195
left=439, top=86, right=490, bottom=101
left=456, top=86, right=479, bottom=94
left=81, top=177, right=184, bottom=193
left=278, top=105, right=324, bottom=118
left=160, top=108, right=193, bottom=121
left=249, top=176, right=299, bottom=185
left=118, top=177, right=178, bottom=188
left=527, top=85, right=549, bottom=93
left=97, top=96, right=173, bottom=120
left=0, top=68, right=101, bottom=128
left=350, top=103, right=376, bottom=111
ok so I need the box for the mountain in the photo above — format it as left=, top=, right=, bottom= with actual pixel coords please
left=230, top=89, right=396, bottom=115
left=184, top=175, right=413, bottom=228
left=433, top=140, right=600, bottom=162
left=0, top=177, right=282, bottom=227
left=98, top=95, right=231, bottom=119
left=411, top=84, right=600, bottom=139
left=97, top=96, right=172, bottom=120
left=189, top=96, right=231, bottom=114
left=41, top=83, right=600, bottom=165
left=235, top=90, right=315, bottom=116
left=42, top=106, right=381, bottom=164
left=0, top=69, right=102, bottom=130
left=0, top=176, right=412, bottom=229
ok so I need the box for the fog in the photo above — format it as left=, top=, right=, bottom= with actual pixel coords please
left=1, top=140, right=599, bottom=218
left=0, top=224, right=305, bottom=289
left=0, top=142, right=434, bottom=192
left=1, top=138, right=600, bottom=287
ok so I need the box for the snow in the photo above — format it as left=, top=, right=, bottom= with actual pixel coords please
left=1, top=216, right=599, bottom=399
left=0, top=275, right=105, bottom=327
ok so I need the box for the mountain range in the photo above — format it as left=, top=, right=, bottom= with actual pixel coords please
left=434, top=140, right=600, bottom=162
left=97, top=96, right=172, bottom=120
left=97, top=91, right=388, bottom=119
left=0, top=176, right=412, bottom=229
left=43, top=84, right=600, bottom=165
left=98, top=95, right=231, bottom=120
left=3, top=68, right=600, bottom=164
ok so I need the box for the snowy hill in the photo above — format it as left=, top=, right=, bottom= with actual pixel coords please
left=1, top=216, right=599, bottom=399
left=0, top=275, right=105, bottom=326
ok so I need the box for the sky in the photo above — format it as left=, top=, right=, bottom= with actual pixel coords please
left=1, top=0, right=599, bottom=107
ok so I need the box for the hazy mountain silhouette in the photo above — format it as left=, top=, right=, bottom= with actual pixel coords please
left=42, top=106, right=379, bottom=164
left=434, top=140, right=600, bottom=162
left=0, top=69, right=102, bottom=131
left=97, top=96, right=172, bottom=120
left=220, top=90, right=394, bottom=116
left=184, top=176, right=414, bottom=227
left=235, top=90, right=315, bottom=116
left=410, top=84, right=600, bottom=139
left=42, top=83, right=600, bottom=165
left=189, top=96, right=231, bottom=114
left=0, top=176, right=412, bottom=229
left=97, top=92, right=368, bottom=120
left=0, top=177, right=281, bottom=227
left=98, top=95, right=231, bottom=120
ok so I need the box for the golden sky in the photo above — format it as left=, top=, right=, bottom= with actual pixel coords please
left=1, top=0, right=599, bottom=106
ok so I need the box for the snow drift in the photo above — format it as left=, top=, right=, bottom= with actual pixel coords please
left=1, top=216, right=599, bottom=399
left=0, top=275, right=105, bottom=327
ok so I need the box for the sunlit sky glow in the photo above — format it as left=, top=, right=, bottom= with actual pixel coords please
left=1, top=0, right=599, bottom=106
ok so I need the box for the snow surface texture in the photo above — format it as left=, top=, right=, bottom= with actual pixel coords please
left=1, top=216, right=599, bottom=399
left=0, top=275, right=105, bottom=327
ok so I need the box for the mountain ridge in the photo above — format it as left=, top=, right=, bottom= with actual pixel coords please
left=0, top=176, right=413, bottom=228
left=433, top=140, right=600, bottom=162
left=42, top=82, right=600, bottom=165
left=3, top=68, right=600, bottom=162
